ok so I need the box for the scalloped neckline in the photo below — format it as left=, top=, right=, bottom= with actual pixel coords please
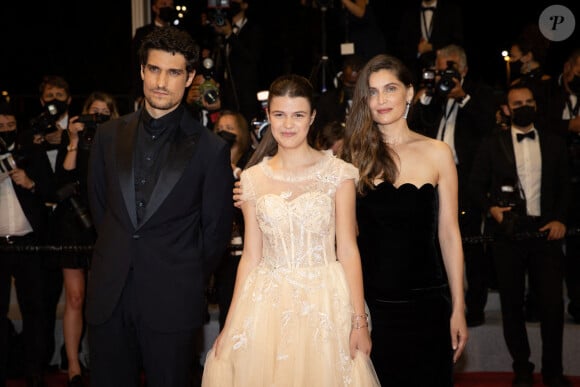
left=260, top=150, right=334, bottom=181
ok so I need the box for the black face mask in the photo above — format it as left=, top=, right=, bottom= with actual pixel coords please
left=0, top=130, right=17, bottom=149
left=568, top=75, right=580, bottom=95
left=158, top=7, right=178, bottom=23
left=43, top=99, right=68, bottom=118
left=511, top=105, right=536, bottom=127
left=217, top=130, right=237, bottom=147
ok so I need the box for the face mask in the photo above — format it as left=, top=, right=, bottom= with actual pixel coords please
left=217, top=130, right=237, bottom=147
left=43, top=99, right=68, bottom=118
left=568, top=75, right=580, bottom=95
left=511, top=105, right=536, bottom=127
left=0, top=130, right=17, bottom=149
left=94, top=113, right=111, bottom=124
left=158, top=7, right=178, bottom=23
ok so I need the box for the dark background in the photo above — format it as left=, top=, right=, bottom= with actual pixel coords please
left=0, top=0, right=577, bottom=116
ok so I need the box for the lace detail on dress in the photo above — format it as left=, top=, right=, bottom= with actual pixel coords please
left=240, top=151, right=358, bottom=270
left=202, top=152, right=380, bottom=387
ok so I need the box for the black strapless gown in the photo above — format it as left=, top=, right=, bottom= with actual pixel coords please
left=357, top=183, right=454, bottom=387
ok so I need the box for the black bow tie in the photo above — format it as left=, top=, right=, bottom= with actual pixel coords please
left=422, top=6, right=436, bottom=11
left=516, top=131, right=536, bottom=142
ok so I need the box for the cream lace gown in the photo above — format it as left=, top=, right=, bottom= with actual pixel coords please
left=202, top=151, right=380, bottom=387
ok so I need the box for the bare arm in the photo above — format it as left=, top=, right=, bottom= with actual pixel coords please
left=435, top=142, right=468, bottom=363
left=341, top=0, right=366, bottom=18
left=335, top=177, right=371, bottom=358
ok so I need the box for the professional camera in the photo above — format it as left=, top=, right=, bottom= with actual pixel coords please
left=56, top=181, right=93, bottom=229
left=421, top=61, right=461, bottom=96
left=250, top=90, right=269, bottom=143
left=493, top=180, right=526, bottom=237
left=30, top=101, right=64, bottom=135
left=76, top=113, right=110, bottom=149
left=199, top=58, right=220, bottom=105
left=0, top=138, right=27, bottom=181
left=207, top=0, right=230, bottom=26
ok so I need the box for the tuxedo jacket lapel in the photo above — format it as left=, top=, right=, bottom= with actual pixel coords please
left=138, top=119, right=200, bottom=228
left=117, top=113, right=139, bottom=229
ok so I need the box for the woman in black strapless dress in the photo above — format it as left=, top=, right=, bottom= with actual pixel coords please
left=341, top=54, right=468, bottom=386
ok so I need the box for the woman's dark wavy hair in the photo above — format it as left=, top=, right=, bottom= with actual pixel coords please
left=245, top=74, right=315, bottom=169
left=340, top=54, right=414, bottom=195
left=138, top=26, right=200, bottom=74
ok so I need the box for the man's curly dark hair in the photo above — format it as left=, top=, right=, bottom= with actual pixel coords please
left=138, top=26, right=200, bottom=74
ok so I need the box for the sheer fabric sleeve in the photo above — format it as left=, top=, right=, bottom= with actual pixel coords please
left=239, top=168, right=257, bottom=203
left=337, top=158, right=359, bottom=186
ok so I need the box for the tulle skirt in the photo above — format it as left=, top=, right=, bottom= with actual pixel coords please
left=202, top=261, right=380, bottom=387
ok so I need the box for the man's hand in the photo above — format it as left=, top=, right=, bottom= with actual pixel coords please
left=489, top=205, right=512, bottom=224
left=233, top=180, right=243, bottom=208
left=539, top=221, right=566, bottom=241
left=9, top=168, right=35, bottom=190
left=44, top=127, right=64, bottom=145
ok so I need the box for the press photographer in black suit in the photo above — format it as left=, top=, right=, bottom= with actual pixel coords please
left=410, top=44, right=496, bottom=327
left=469, top=84, right=572, bottom=387
left=0, top=100, right=56, bottom=387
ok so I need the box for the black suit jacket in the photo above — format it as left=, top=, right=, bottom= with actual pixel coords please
left=11, top=142, right=55, bottom=241
left=409, top=77, right=496, bottom=209
left=396, top=0, right=464, bottom=81
left=469, top=128, right=571, bottom=227
left=220, top=18, right=265, bottom=124
left=87, top=107, right=234, bottom=332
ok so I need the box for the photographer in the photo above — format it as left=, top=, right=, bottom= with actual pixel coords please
left=185, top=59, right=222, bottom=131
left=469, top=84, right=572, bottom=387
left=0, top=100, right=55, bottom=387
left=52, top=91, right=119, bottom=387
left=410, top=44, right=496, bottom=327
left=209, top=0, right=265, bottom=125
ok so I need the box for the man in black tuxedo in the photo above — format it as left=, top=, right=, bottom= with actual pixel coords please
left=469, top=84, right=571, bottom=387
left=0, top=101, right=55, bottom=387
left=87, top=26, right=233, bottom=387
left=395, top=0, right=464, bottom=86
left=410, top=44, right=496, bottom=327
left=211, top=0, right=265, bottom=125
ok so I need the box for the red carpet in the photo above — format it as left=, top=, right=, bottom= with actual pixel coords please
left=454, top=372, right=580, bottom=387
left=6, top=372, right=580, bottom=386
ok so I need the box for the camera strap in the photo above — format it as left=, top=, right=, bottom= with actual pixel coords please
left=438, top=100, right=457, bottom=141
left=498, top=132, right=527, bottom=204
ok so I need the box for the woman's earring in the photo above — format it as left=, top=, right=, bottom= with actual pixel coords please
left=403, top=101, right=411, bottom=119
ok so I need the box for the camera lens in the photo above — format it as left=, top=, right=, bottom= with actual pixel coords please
left=204, top=89, right=219, bottom=104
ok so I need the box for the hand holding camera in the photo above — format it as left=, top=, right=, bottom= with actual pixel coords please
left=421, top=60, right=462, bottom=97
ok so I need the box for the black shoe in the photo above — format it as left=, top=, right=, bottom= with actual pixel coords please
left=68, top=375, right=85, bottom=387
left=512, top=372, right=534, bottom=387
left=466, top=311, right=485, bottom=327
left=543, top=375, right=572, bottom=387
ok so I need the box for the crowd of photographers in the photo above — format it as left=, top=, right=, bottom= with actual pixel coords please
left=1, top=0, right=580, bottom=386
